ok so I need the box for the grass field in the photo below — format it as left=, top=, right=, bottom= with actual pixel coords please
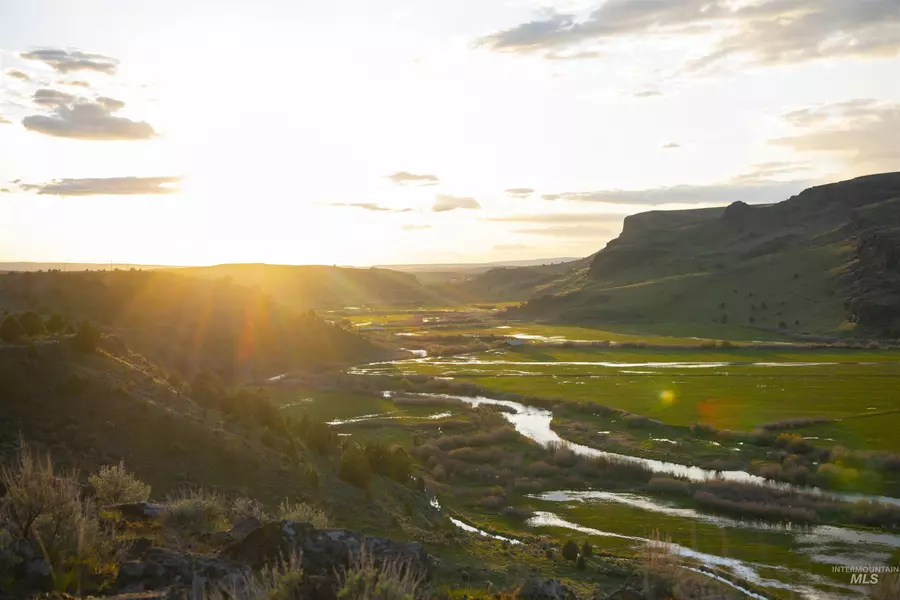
left=357, top=346, right=900, bottom=451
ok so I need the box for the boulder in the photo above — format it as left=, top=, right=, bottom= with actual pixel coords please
left=115, top=547, right=249, bottom=593
left=220, top=520, right=428, bottom=598
left=228, top=516, right=262, bottom=541
left=114, top=502, right=170, bottom=522
left=516, top=578, right=578, bottom=600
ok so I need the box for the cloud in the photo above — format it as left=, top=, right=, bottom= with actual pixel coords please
left=6, top=70, right=31, bottom=82
left=402, top=224, right=431, bottom=231
left=477, top=1, right=900, bottom=70
left=662, top=142, right=681, bottom=149
left=19, top=176, right=179, bottom=196
left=327, top=202, right=413, bottom=212
left=541, top=179, right=812, bottom=206
left=387, top=171, right=440, bottom=186
left=64, top=80, right=91, bottom=88
left=542, top=193, right=563, bottom=201
left=732, top=161, right=813, bottom=183
left=769, top=100, right=900, bottom=174
left=433, top=194, right=481, bottom=212
left=634, top=90, right=662, bottom=98
left=0, top=115, right=11, bottom=125
left=21, top=48, right=118, bottom=74
left=33, top=88, right=78, bottom=106
left=505, top=187, right=535, bottom=197
left=516, top=224, right=619, bottom=238
left=488, top=212, right=620, bottom=224
left=22, top=95, right=157, bottom=140
left=493, top=243, right=530, bottom=251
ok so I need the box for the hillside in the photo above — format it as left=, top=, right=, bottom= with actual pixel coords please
left=503, top=173, right=900, bottom=337
left=441, top=255, right=595, bottom=301
left=164, top=263, right=438, bottom=308
left=0, top=269, right=388, bottom=379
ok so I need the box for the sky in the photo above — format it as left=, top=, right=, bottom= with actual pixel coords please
left=1, top=0, right=898, bottom=266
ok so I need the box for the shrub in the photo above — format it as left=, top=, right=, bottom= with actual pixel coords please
left=575, top=554, right=586, bottom=570
left=72, top=321, right=101, bottom=354
left=206, top=553, right=304, bottom=600
left=18, top=311, right=46, bottom=336
left=164, top=489, right=228, bottom=538
left=45, top=313, right=66, bottom=335
left=0, top=443, right=116, bottom=591
left=228, top=497, right=268, bottom=522
left=278, top=500, right=329, bottom=528
left=340, top=445, right=373, bottom=489
left=0, top=314, right=24, bottom=343
left=59, top=372, right=89, bottom=396
left=89, top=461, right=151, bottom=504
left=561, top=540, right=579, bottom=561
left=337, top=547, right=424, bottom=600
left=306, top=465, right=320, bottom=488
left=581, top=541, right=593, bottom=557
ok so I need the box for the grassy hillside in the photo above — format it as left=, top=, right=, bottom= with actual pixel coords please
left=505, top=173, right=900, bottom=338
left=164, top=263, right=441, bottom=308
left=0, top=269, right=388, bottom=379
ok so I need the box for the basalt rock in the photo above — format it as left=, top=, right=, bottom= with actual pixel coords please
left=516, top=578, right=578, bottom=600
left=220, top=520, right=428, bottom=599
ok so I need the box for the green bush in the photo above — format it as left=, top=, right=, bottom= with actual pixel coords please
left=59, top=372, right=89, bottom=396
left=0, top=314, right=24, bottom=343
left=340, top=445, right=373, bottom=489
left=561, top=540, right=579, bottom=561
left=89, top=461, right=151, bottom=504
left=581, top=540, right=593, bottom=557
left=306, top=465, right=320, bottom=488
left=337, top=548, right=424, bottom=600
left=164, top=489, right=228, bottom=539
left=18, top=311, right=46, bottom=336
left=277, top=500, right=329, bottom=528
left=72, top=321, right=101, bottom=354
left=0, top=443, right=117, bottom=592
left=576, top=554, right=586, bottom=570
left=45, top=314, right=66, bottom=335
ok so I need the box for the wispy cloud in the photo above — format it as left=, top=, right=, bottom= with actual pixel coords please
left=433, top=194, right=481, bottom=212
left=505, top=187, right=535, bottom=197
left=19, top=176, right=179, bottom=196
left=33, top=88, right=78, bottom=106
left=477, top=1, right=900, bottom=70
left=770, top=99, right=900, bottom=174
left=326, top=202, right=413, bottom=212
left=516, top=224, right=618, bottom=238
left=6, top=69, right=31, bottom=82
left=21, top=48, right=118, bottom=74
left=387, top=171, right=440, bottom=186
left=402, top=224, right=431, bottom=231
left=540, top=180, right=811, bottom=206
left=22, top=95, right=157, bottom=140
left=662, top=142, right=681, bottom=149
left=633, top=90, right=662, bottom=98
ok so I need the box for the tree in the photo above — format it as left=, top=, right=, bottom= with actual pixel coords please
left=562, top=540, right=579, bottom=561
left=779, top=321, right=788, bottom=329
left=576, top=554, right=586, bottom=570
left=749, top=316, right=756, bottom=324
left=72, top=321, right=101, bottom=353
left=45, top=313, right=66, bottom=335
left=581, top=541, right=593, bottom=557
left=0, top=314, right=24, bottom=343
left=18, top=311, right=46, bottom=336
left=339, top=445, right=373, bottom=489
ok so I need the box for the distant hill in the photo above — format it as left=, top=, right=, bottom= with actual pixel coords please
left=0, top=269, right=389, bottom=379
left=378, top=257, right=581, bottom=273
left=162, top=263, right=439, bottom=308
left=0, top=262, right=168, bottom=272
left=500, top=173, right=900, bottom=338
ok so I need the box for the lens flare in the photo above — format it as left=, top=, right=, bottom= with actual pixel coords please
left=659, top=389, right=676, bottom=405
